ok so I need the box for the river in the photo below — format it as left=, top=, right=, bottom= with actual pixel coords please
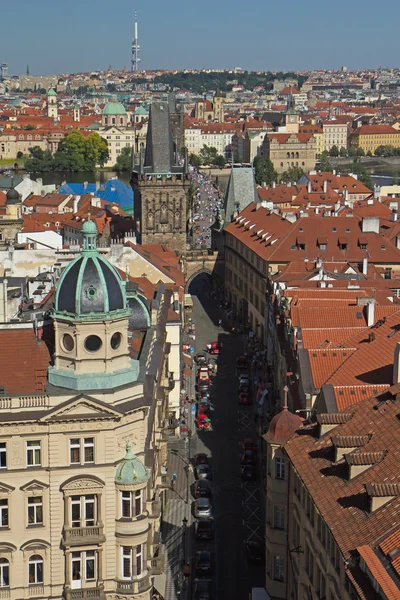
left=30, top=170, right=131, bottom=187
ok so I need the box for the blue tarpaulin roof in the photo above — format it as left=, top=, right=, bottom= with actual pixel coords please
left=60, top=179, right=134, bottom=213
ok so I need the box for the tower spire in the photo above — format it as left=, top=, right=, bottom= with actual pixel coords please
left=131, top=10, right=141, bottom=72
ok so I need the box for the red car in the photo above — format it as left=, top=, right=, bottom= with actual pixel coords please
left=209, top=342, right=220, bottom=355
left=236, top=356, right=248, bottom=369
left=242, top=438, right=257, bottom=452
left=239, top=390, right=252, bottom=405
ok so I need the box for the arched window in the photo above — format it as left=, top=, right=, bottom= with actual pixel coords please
left=0, top=558, right=9, bottom=587
left=28, top=555, right=43, bottom=584
left=112, top=117, right=116, bottom=125
left=286, top=152, right=290, bottom=158
left=296, top=152, right=299, bottom=158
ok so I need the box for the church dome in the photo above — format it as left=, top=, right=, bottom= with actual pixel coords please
left=47, top=88, right=57, bottom=96
left=102, top=101, right=127, bottom=116
left=264, top=408, right=303, bottom=446
left=115, top=442, right=150, bottom=485
left=54, top=218, right=128, bottom=320
left=6, top=187, right=20, bottom=205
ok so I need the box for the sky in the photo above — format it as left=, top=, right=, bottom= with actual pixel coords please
left=2, top=0, right=400, bottom=75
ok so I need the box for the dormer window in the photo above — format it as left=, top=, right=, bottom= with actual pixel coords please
left=297, top=236, right=306, bottom=251
left=338, top=237, right=348, bottom=250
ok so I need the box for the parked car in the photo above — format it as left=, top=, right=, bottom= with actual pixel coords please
left=195, top=354, right=207, bottom=365
left=193, top=578, right=212, bottom=600
left=194, top=497, right=212, bottom=519
left=197, top=369, right=210, bottom=383
left=241, top=450, right=256, bottom=465
left=236, top=356, right=248, bottom=370
left=195, top=464, right=212, bottom=480
left=242, top=438, right=257, bottom=453
left=245, top=541, right=265, bottom=565
left=198, top=380, right=211, bottom=391
left=241, top=464, right=256, bottom=481
left=195, top=519, right=214, bottom=540
left=209, top=342, right=220, bottom=355
left=239, top=381, right=250, bottom=394
left=194, top=479, right=212, bottom=498
left=197, top=390, right=210, bottom=401
left=195, top=453, right=209, bottom=466
left=195, top=550, right=213, bottom=576
left=239, top=390, right=252, bottom=405
left=238, top=374, right=250, bottom=386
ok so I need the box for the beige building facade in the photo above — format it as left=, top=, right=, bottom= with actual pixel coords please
left=261, top=132, right=317, bottom=174
left=0, top=220, right=174, bottom=600
left=323, top=121, right=349, bottom=152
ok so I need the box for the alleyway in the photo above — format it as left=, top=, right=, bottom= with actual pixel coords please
left=162, top=281, right=265, bottom=599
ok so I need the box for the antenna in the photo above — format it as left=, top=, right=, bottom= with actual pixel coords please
left=131, top=11, right=141, bottom=72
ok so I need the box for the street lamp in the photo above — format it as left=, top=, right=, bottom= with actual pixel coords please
left=182, top=516, right=188, bottom=565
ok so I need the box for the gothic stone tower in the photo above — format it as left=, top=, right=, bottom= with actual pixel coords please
left=131, top=102, right=189, bottom=254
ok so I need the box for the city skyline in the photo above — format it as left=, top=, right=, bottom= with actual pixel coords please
left=2, top=0, right=400, bottom=75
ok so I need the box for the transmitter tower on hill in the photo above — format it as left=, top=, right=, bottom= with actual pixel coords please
left=131, top=11, right=141, bottom=71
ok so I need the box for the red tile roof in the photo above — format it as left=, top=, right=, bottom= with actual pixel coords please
left=0, top=327, right=50, bottom=395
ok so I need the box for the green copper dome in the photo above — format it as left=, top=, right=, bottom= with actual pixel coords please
left=115, top=443, right=150, bottom=485
left=54, top=218, right=129, bottom=321
left=102, top=101, right=127, bottom=116
left=47, top=88, right=57, bottom=96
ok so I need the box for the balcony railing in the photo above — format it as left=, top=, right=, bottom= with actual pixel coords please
left=0, top=395, right=49, bottom=411
left=64, top=586, right=105, bottom=600
left=0, top=589, right=10, bottom=599
left=62, top=525, right=105, bottom=548
left=150, top=544, right=165, bottom=575
left=29, top=585, right=44, bottom=597
left=116, top=574, right=151, bottom=595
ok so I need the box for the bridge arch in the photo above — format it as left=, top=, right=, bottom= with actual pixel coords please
left=185, top=268, right=213, bottom=293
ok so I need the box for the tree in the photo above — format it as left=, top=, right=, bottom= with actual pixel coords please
left=114, top=146, right=132, bottom=171
left=329, top=145, right=339, bottom=157
left=348, top=147, right=356, bottom=157
left=24, top=124, right=35, bottom=131
left=198, top=145, right=225, bottom=167
left=280, top=166, right=304, bottom=184
left=356, top=147, right=365, bottom=157
left=320, top=150, right=329, bottom=163
left=16, top=151, right=23, bottom=159
left=339, top=146, right=347, bottom=157
left=253, top=156, right=278, bottom=186
left=366, top=150, right=373, bottom=157
left=83, top=132, right=109, bottom=168
left=189, top=153, right=201, bottom=169
left=214, top=154, right=226, bottom=168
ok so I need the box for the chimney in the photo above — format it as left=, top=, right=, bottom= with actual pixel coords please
left=394, top=342, right=400, bottom=384
left=272, top=181, right=276, bottom=188
left=367, top=301, right=375, bottom=327
left=362, top=257, right=368, bottom=275
left=362, top=216, right=380, bottom=234
left=323, top=180, right=327, bottom=193
left=307, top=181, right=312, bottom=193
left=73, top=195, right=80, bottom=213
left=391, top=211, right=398, bottom=222
left=397, top=235, right=400, bottom=250
left=367, top=197, right=374, bottom=205
left=96, top=181, right=100, bottom=191
left=83, top=181, right=88, bottom=190
left=373, top=185, right=381, bottom=200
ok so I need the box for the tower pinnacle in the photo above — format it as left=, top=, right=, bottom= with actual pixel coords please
left=131, top=11, right=141, bottom=72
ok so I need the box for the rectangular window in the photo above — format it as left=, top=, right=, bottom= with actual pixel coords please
left=85, top=551, right=95, bottom=580
left=27, top=441, right=41, bottom=466
left=0, top=444, right=6, bottom=469
left=84, top=438, right=94, bottom=463
left=70, top=439, right=80, bottom=464
left=70, top=438, right=94, bottom=465
left=70, top=495, right=96, bottom=527
left=275, top=456, right=286, bottom=480
left=28, top=496, right=43, bottom=525
left=121, top=490, right=142, bottom=518
left=0, top=499, right=8, bottom=527
left=122, top=546, right=132, bottom=579
left=136, top=544, right=143, bottom=576
left=273, top=555, right=284, bottom=582
left=273, top=505, right=285, bottom=530
left=305, top=544, right=314, bottom=582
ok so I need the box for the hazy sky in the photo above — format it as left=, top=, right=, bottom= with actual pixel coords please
left=3, top=0, right=400, bottom=75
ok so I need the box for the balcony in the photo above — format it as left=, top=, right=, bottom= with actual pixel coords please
left=150, top=544, right=165, bottom=575
left=62, top=525, right=105, bottom=548
left=149, top=499, right=161, bottom=519
left=64, top=586, right=105, bottom=600
left=28, top=585, right=44, bottom=597
left=0, top=589, right=10, bottom=599
left=116, top=574, right=152, bottom=595
left=115, top=513, right=149, bottom=537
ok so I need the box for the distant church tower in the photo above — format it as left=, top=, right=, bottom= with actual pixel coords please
left=131, top=102, right=189, bottom=254
left=285, top=87, right=299, bottom=133
left=73, top=103, right=81, bottom=123
left=47, top=88, right=58, bottom=120
left=213, top=91, right=225, bottom=123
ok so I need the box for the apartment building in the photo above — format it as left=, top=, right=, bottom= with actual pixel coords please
left=350, top=125, right=400, bottom=154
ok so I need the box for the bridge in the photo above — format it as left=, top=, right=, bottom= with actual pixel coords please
left=184, top=249, right=224, bottom=292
